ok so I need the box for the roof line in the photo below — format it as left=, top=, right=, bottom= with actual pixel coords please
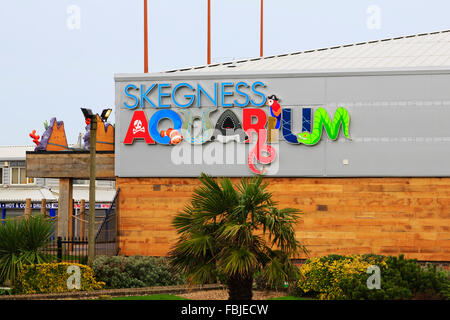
left=163, top=29, right=450, bottom=73
left=115, top=66, right=450, bottom=82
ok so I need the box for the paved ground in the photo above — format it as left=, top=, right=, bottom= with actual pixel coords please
left=178, top=289, right=287, bottom=300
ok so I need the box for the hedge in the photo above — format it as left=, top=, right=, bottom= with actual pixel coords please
left=296, top=254, right=450, bottom=300
left=14, top=262, right=105, bottom=294
left=92, top=255, right=185, bottom=289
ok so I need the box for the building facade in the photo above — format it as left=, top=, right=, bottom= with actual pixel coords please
left=112, top=31, right=449, bottom=262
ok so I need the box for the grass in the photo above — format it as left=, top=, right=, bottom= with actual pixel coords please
left=109, top=294, right=190, bottom=300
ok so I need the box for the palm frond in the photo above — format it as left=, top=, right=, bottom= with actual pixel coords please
left=260, top=250, right=299, bottom=288
left=216, top=222, right=253, bottom=247
left=219, top=247, right=258, bottom=277
left=172, top=208, right=196, bottom=234
left=174, top=233, right=216, bottom=258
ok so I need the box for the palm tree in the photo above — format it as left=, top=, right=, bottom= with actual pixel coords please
left=0, top=215, right=54, bottom=285
left=169, top=173, right=307, bottom=300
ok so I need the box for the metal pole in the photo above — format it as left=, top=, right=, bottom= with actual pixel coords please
left=80, top=199, right=85, bottom=238
left=260, top=0, right=263, bottom=57
left=207, top=0, right=211, bottom=64
left=88, top=115, right=97, bottom=265
left=57, top=237, right=62, bottom=262
left=144, top=0, right=148, bottom=73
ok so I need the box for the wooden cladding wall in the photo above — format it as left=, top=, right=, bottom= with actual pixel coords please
left=117, top=177, right=450, bottom=261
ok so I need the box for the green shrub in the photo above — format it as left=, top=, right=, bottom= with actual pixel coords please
left=13, top=262, right=104, bottom=294
left=254, top=270, right=296, bottom=293
left=296, top=254, right=450, bottom=300
left=92, top=255, right=185, bottom=289
left=254, top=272, right=285, bottom=290
left=443, top=281, right=450, bottom=300
left=297, top=254, right=374, bottom=299
left=0, top=288, right=11, bottom=296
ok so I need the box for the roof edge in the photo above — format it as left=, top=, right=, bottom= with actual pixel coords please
left=115, top=66, right=450, bottom=81
left=159, top=29, right=450, bottom=74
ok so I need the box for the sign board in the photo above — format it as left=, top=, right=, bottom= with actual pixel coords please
left=115, top=72, right=450, bottom=177
left=0, top=203, right=111, bottom=209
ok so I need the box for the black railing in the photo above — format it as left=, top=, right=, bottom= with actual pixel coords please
left=95, top=188, right=120, bottom=256
left=44, top=236, right=88, bottom=265
left=43, top=189, right=120, bottom=263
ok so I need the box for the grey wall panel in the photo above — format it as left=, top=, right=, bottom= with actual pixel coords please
left=343, top=104, right=450, bottom=137
left=115, top=72, right=450, bottom=177
left=116, top=143, right=326, bottom=177
left=325, top=139, right=450, bottom=176
left=430, top=74, right=450, bottom=100
left=325, top=75, right=429, bottom=102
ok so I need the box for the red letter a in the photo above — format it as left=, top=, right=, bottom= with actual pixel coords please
left=123, top=110, right=155, bottom=144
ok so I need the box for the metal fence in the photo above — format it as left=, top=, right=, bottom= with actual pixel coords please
left=95, top=189, right=119, bottom=256
left=43, top=236, right=88, bottom=264
left=42, top=189, right=120, bottom=264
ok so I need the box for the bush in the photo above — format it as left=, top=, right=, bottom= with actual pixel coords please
left=297, top=254, right=374, bottom=299
left=254, top=270, right=297, bottom=292
left=443, top=281, right=450, bottom=300
left=92, top=255, right=185, bottom=289
left=254, top=272, right=286, bottom=291
left=0, top=288, right=11, bottom=296
left=296, top=254, right=450, bottom=300
left=13, top=262, right=104, bottom=294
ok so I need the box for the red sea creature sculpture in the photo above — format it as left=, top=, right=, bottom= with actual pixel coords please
left=29, top=130, right=40, bottom=146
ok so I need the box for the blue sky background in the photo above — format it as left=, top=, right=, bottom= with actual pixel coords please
left=1, top=0, right=450, bottom=145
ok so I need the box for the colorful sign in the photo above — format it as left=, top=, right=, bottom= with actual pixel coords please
left=120, top=81, right=351, bottom=175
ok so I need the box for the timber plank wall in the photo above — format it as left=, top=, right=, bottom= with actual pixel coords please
left=117, top=177, right=450, bottom=262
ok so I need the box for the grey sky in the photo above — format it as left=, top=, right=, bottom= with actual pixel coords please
left=1, top=0, right=450, bottom=146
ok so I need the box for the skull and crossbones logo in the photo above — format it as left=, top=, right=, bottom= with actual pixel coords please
left=133, top=120, right=145, bottom=134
